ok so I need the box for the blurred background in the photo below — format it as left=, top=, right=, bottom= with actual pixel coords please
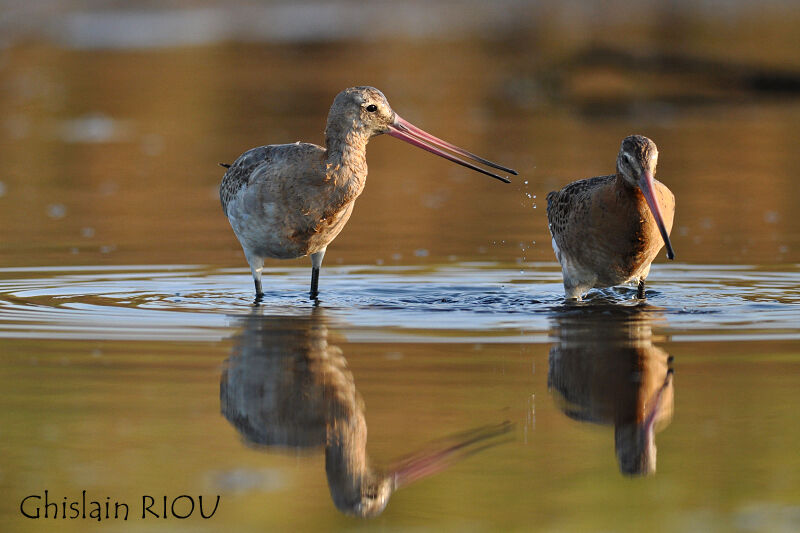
left=1, top=0, right=799, bottom=270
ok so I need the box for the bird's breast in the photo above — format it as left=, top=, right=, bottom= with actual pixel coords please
left=226, top=184, right=357, bottom=260
left=550, top=177, right=674, bottom=286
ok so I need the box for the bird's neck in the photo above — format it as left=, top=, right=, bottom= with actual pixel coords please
left=614, top=172, right=633, bottom=189
left=325, top=411, right=373, bottom=513
left=323, top=126, right=370, bottom=206
left=614, top=173, right=645, bottom=202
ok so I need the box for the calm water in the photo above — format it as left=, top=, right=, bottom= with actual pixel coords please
left=2, top=2, right=800, bottom=531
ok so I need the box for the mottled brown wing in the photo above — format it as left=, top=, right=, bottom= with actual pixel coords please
left=547, top=175, right=615, bottom=238
left=219, top=146, right=277, bottom=213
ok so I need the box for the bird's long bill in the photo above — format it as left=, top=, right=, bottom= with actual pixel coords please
left=387, top=115, right=517, bottom=183
left=641, top=370, right=673, bottom=435
left=391, top=422, right=513, bottom=489
left=639, top=170, right=676, bottom=260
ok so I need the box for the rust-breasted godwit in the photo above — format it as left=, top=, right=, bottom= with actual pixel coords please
left=220, top=86, right=516, bottom=301
left=548, top=307, right=674, bottom=476
left=546, top=135, right=675, bottom=300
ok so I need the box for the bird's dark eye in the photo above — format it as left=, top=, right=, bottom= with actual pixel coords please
left=366, top=104, right=378, bottom=112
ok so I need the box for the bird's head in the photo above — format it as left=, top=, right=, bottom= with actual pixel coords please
left=327, top=86, right=516, bottom=183
left=616, top=135, right=675, bottom=260
left=328, top=86, right=395, bottom=138
left=349, top=475, right=395, bottom=518
left=616, top=135, right=659, bottom=188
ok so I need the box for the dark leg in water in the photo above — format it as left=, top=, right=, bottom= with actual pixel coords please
left=309, top=267, right=320, bottom=300
left=637, top=279, right=646, bottom=299
left=309, top=249, right=326, bottom=301
left=254, top=279, right=264, bottom=304
left=247, top=254, right=264, bottom=301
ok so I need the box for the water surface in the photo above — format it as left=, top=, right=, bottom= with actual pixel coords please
left=1, top=264, right=799, bottom=531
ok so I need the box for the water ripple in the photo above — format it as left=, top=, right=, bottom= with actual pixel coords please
left=0, top=263, right=797, bottom=342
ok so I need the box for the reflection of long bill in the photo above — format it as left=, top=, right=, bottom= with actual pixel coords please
left=387, top=114, right=518, bottom=183
left=391, top=421, right=513, bottom=489
left=639, top=170, right=676, bottom=260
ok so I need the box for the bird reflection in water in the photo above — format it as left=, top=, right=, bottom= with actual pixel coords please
left=220, top=309, right=512, bottom=517
left=547, top=304, right=674, bottom=476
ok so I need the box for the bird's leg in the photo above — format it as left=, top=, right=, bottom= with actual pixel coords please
left=309, top=249, right=326, bottom=301
left=309, top=269, right=319, bottom=301
left=253, top=279, right=263, bottom=304
left=246, top=253, right=264, bottom=299
left=637, top=279, right=646, bottom=299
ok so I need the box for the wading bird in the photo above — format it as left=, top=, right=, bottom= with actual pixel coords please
left=546, top=135, right=675, bottom=300
left=548, top=306, right=674, bottom=476
left=220, top=86, right=516, bottom=301
left=220, top=310, right=513, bottom=517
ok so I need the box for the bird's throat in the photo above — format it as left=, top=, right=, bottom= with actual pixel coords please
left=323, top=129, right=370, bottom=209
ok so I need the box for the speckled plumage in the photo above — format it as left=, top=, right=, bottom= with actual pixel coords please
left=546, top=136, right=675, bottom=299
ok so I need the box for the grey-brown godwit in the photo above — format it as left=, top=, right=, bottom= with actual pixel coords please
left=546, top=135, right=675, bottom=300
left=220, top=310, right=513, bottom=517
left=220, top=86, right=516, bottom=301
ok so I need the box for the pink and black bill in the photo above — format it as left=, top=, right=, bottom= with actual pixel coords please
left=639, top=170, right=676, bottom=260
left=387, top=114, right=517, bottom=183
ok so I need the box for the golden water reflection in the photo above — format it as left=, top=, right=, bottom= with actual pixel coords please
left=220, top=308, right=512, bottom=518
left=1, top=36, right=799, bottom=270
left=548, top=305, right=674, bottom=476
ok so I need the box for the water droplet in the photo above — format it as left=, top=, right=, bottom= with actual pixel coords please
left=413, top=249, right=429, bottom=257
left=81, top=227, right=95, bottom=238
